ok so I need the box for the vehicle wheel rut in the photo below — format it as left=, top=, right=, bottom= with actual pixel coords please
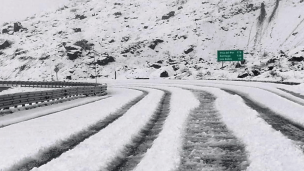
left=277, top=88, right=304, bottom=101
left=223, top=89, right=304, bottom=151
left=8, top=89, right=148, bottom=171
left=106, top=89, right=171, bottom=171
left=178, top=90, right=249, bottom=171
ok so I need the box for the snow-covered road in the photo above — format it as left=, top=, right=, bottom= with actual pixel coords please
left=1, top=80, right=304, bottom=171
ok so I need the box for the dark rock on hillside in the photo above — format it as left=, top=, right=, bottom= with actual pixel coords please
left=151, top=64, right=162, bottom=69
left=75, top=14, right=87, bottom=20
left=13, top=22, right=23, bottom=32
left=96, top=54, right=115, bottom=66
left=252, top=69, right=261, bottom=76
left=221, top=27, right=229, bottom=31
left=114, top=12, right=122, bottom=17
left=67, top=50, right=82, bottom=60
left=288, top=56, right=304, bottom=62
left=62, top=42, right=83, bottom=60
left=266, top=58, right=278, bottom=64
left=184, top=47, right=194, bottom=54
left=279, top=50, right=287, bottom=57
left=148, top=39, right=164, bottom=50
left=160, top=71, right=169, bottom=77
left=121, top=36, right=129, bottom=42
left=0, top=39, right=11, bottom=50
left=172, top=65, right=179, bottom=71
left=74, top=39, right=94, bottom=51
left=238, top=72, right=249, bottom=78
left=2, top=25, right=13, bottom=34
left=268, top=64, right=274, bottom=70
left=73, top=28, right=82, bottom=32
left=162, top=11, right=175, bottom=20
left=235, top=62, right=242, bottom=68
left=2, top=22, right=25, bottom=34
left=62, top=43, right=82, bottom=51
left=66, top=76, right=72, bottom=80
left=156, top=60, right=163, bottom=64
left=121, top=42, right=143, bottom=54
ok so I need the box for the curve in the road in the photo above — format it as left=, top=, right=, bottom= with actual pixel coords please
left=178, top=89, right=249, bottom=171
left=198, top=82, right=304, bottom=106
left=8, top=89, right=148, bottom=171
left=277, top=88, right=304, bottom=101
left=107, top=88, right=171, bottom=171
left=223, top=89, right=304, bottom=151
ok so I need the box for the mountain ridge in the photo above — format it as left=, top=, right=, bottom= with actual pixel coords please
left=0, top=0, right=303, bottom=82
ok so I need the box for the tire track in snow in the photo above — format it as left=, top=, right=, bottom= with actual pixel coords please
left=277, top=88, right=304, bottom=100
left=8, top=89, right=148, bottom=171
left=223, top=89, right=304, bottom=151
left=198, top=82, right=304, bottom=106
left=178, top=90, right=249, bottom=171
left=107, top=88, right=171, bottom=171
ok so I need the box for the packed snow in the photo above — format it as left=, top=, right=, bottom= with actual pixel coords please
left=0, top=88, right=141, bottom=171
left=32, top=87, right=163, bottom=171
left=171, top=84, right=304, bottom=171
left=0, top=80, right=304, bottom=171
left=134, top=86, right=199, bottom=171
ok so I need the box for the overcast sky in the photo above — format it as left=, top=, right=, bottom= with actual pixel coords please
left=0, top=0, right=69, bottom=25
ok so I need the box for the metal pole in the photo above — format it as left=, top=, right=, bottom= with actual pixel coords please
left=94, top=55, right=97, bottom=84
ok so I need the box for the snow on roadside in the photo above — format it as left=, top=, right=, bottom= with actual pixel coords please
left=175, top=85, right=304, bottom=171
left=0, top=88, right=142, bottom=171
left=0, top=95, right=110, bottom=127
left=32, top=87, right=164, bottom=171
left=0, top=87, right=55, bottom=96
left=133, top=86, right=199, bottom=171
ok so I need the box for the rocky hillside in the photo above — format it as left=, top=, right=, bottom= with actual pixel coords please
left=0, top=0, right=304, bottom=82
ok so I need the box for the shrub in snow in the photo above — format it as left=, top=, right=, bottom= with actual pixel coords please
left=75, top=14, right=87, bottom=20
left=72, top=28, right=82, bottom=32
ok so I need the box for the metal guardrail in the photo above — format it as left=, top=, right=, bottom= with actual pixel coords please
left=0, top=81, right=107, bottom=110
left=0, top=81, right=100, bottom=87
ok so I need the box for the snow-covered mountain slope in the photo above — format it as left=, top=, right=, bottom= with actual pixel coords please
left=0, top=0, right=304, bottom=81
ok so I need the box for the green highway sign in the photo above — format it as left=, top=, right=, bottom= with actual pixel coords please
left=217, top=50, right=243, bottom=61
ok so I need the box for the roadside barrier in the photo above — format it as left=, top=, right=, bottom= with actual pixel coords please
left=0, top=81, right=100, bottom=88
left=0, top=82, right=107, bottom=110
